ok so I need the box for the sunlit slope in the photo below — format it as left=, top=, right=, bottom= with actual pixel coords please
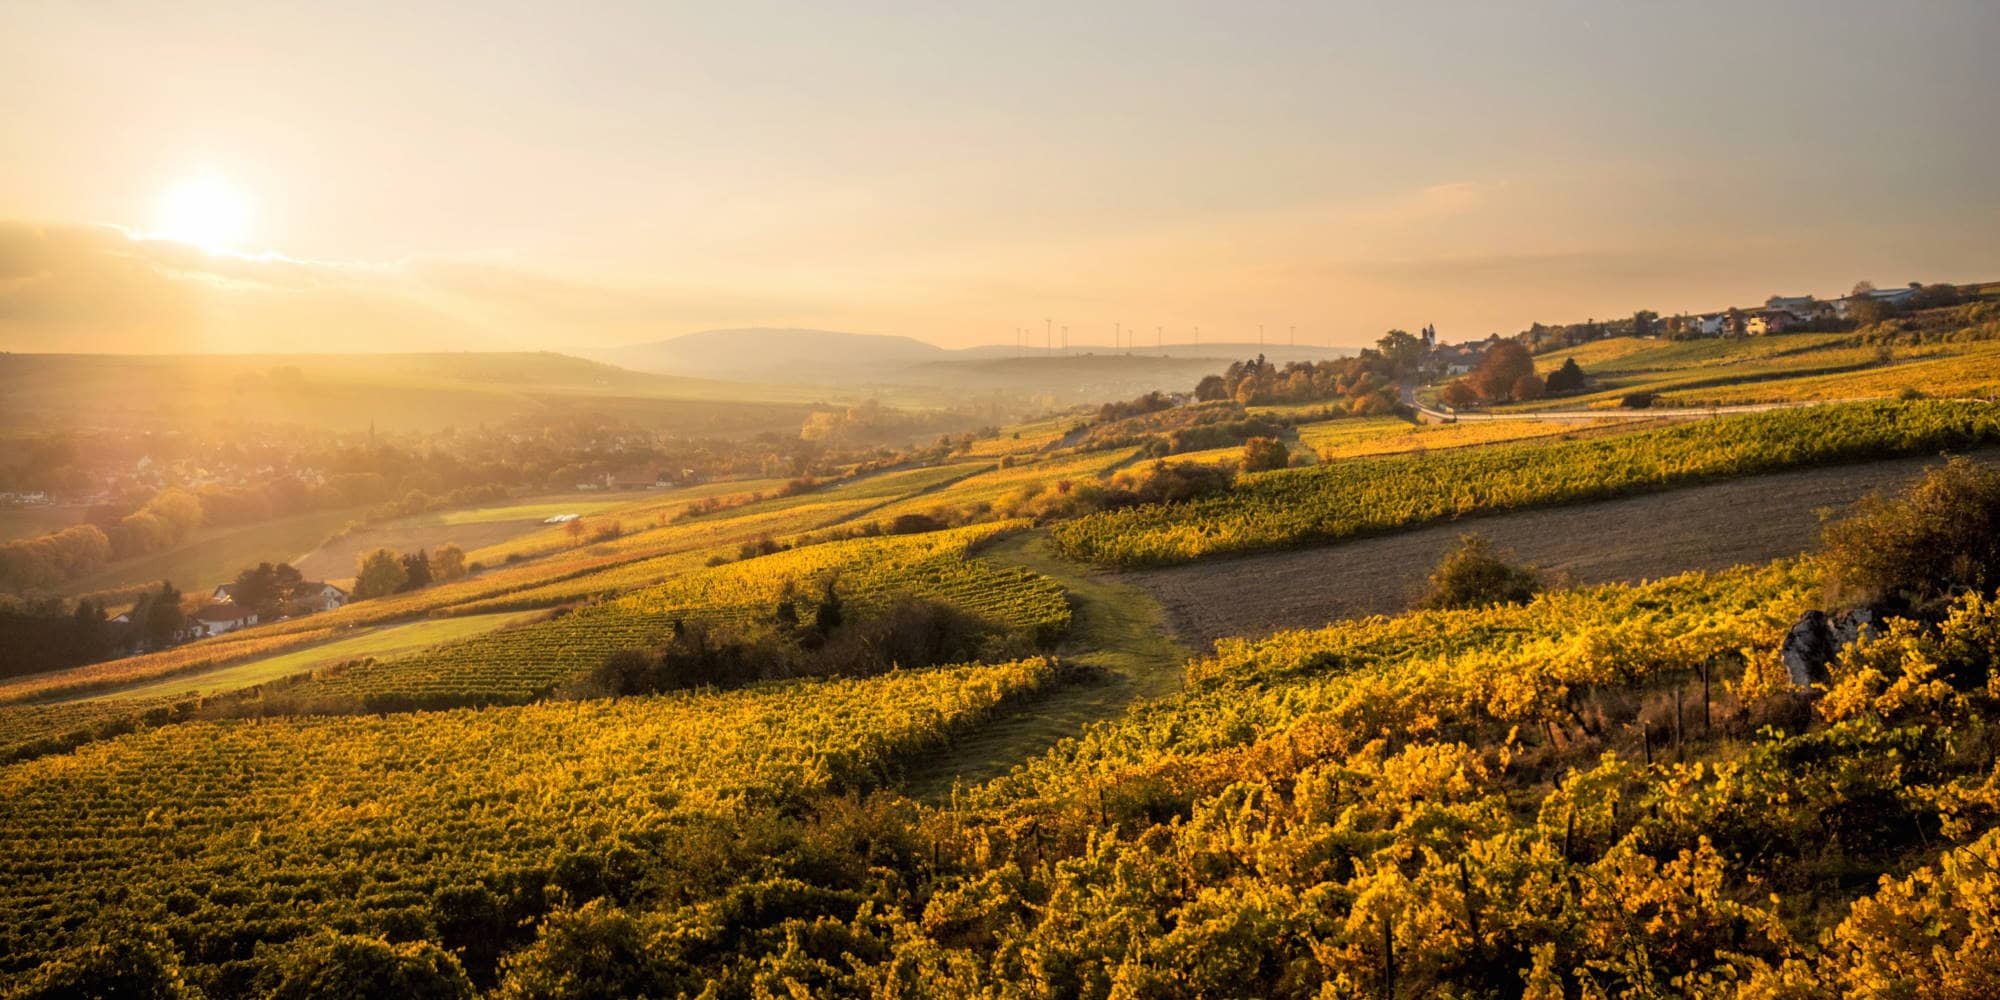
left=1522, top=333, right=2000, bottom=409
left=1052, top=400, right=2000, bottom=566
left=0, top=658, right=1061, bottom=973
left=0, top=352, right=819, bottom=432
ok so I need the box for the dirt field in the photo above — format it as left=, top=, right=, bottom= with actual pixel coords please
left=1128, top=450, right=2000, bottom=649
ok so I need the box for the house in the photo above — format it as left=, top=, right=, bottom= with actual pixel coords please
left=1746, top=310, right=1794, bottom=336
left=1765, top=295, right=1835, bottom=323
left=1835, top=287, right=1916, bottom=318
left=1430, top=342, right=1484, bottom=376
left=1690, top=313, right=1728, bottom=337
left=193, top=603, right=259, bottom=637
left=290, top=582, right=347, bottom=614
left=211, top=582, right=240, bottom=603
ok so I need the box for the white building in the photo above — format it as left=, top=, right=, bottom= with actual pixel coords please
left=193, top=604, right=259, bottom=637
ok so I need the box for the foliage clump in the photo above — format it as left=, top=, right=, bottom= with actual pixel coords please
left=1418, top=532, right=1543, bottom=609
left=1821, top=456, right=2000, bottom=613
left=574, top=594, right=1008, bottom=696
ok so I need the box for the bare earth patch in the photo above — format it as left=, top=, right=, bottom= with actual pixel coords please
left=1126, top=450, right=2000, bottom=649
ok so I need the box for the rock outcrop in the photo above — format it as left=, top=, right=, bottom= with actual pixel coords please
left=1781, top=608, right=1878, bottom=689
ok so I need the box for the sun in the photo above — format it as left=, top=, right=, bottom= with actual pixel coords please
left=153, top=175, right=255, bottom=252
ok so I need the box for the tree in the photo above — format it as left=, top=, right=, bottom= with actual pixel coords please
left=353, top=548, right=409, bottom=600
left=1910, top=283, right=1963, bottom=310
left=1375, top=329, right=1426, bottom=376
left=232, top=561, right=302, bottom=618
left=134, top=582, right=185, bottom=650
left=772, top=580, right=800, bottom=632
left=1440, top=380, right=1479, bottom=409
left=431, top=544, right=468, bottom=582
left=400, top=550, right=434, bottom=592
left=812, top=580, right=845, bottom=638
left=1241, top=436, right=1291, bottom=473
left=1419, top=534, right=1543, bottom=610
left=1467, top=342, right=1536, bottom=402
left=1545, top=357, right=1587, bottom=394
left=1631, top=310, right=1659, bottom=338
left=1510, top=373, right=1547, bottom=402
left=565, top=518, right=587, bottom=545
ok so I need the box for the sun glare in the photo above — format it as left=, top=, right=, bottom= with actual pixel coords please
left=153, top=175, right=254, bottom=252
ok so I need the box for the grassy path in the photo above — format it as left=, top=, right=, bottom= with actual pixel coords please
left=899, top=530, right=1190, bottom=800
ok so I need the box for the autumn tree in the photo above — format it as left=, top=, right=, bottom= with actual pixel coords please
left=1375, top=329, right=1426, bottom=376
left=431, top=544, right=468, bottom=582
left=1468, top=342, right=1536, bottom=402
left=1511, top=373, right=1547, bottom=401
left=353, top=548, right=409, bottom=600
left=1440, top=380, right=1479, bottom=408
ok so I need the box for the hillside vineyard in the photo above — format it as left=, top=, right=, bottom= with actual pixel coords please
left=8, top=297, right=2000, bottom=996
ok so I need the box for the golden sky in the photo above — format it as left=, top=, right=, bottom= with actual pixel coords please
left=3, top=1, right=1997, bottom=353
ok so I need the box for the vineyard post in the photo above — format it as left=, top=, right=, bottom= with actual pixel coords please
left=1701, top=660, right=1712, bottom=731
left=1383, top=915, right=1397, bottom=999
left=1674, top=686, right=1685, bottom=761
left=1457, top=856, right=1481, bottom=942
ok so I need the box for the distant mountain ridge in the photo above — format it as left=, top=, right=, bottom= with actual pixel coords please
left=597, top=328, right=948, bottom=382
left=599, top=328, right=1354, bottom=384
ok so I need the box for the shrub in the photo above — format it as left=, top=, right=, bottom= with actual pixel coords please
left=1241, top=437, right=1291, bottom=473
left=1821, top=457, right=2000, bottom=612
left=1621, top=391, right=1658, bottom=409
left=1418, top=533, right=1543, bottom=610
left=888, top=513, right=947, bottom=535
left=1545, top=357, right=1587, bottom=394
left=8, top=929, right=200, bottom=1000
left=260, top=932, right=475, bottom=1000
left=1440, top=380, right=1479, bottom=408
left=1511, top=373, right=1547, bottom=402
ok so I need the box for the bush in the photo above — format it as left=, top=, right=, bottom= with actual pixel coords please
left=1440, top=380, right=1479, bottom=408
left=887, top=513, right=947, bottom=535
left=1545, top=357, right=1587, bottom=394
left=1418, top=533, right=1543, bottom=610
left=1510, top=373, right=1547, bottom=402
left=260, top=932, right=474, bottom=1000
left=8, top=929, right=200, bottom=1000
left=573, top=597, right=1000, bottom=697
left=1241, top=437, right=1291, bottom=473
left=1620, top=391, right=1657, bottom=409
left=1821, top=457, right=2000, bottom=612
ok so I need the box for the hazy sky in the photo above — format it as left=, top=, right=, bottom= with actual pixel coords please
left=3, top=0, right=1997, bottom=353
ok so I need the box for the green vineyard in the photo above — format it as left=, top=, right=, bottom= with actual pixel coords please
left=281, top=522, right=1070, bottom=707
left=1052, top=400, right=2000, bottom=566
